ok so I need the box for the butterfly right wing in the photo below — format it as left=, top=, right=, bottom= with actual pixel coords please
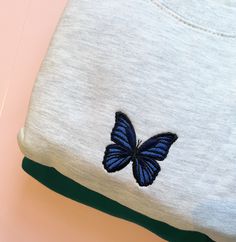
left=133, top=132, right=178, bottom=186
left=103, top=144, right=132, bottom=172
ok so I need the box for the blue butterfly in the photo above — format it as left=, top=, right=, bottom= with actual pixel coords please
left=102, top=111, right=178, bottom=187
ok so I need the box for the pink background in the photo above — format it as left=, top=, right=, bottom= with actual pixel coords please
left=0, top=1, right=165, bottom=241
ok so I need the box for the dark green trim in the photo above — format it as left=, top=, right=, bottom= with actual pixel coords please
left=22, top=157, right=214, bottom=242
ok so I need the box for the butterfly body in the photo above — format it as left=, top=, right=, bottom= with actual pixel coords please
left=130, top=139, right=142, bottom=160
left=103, top=111, right=178, bottom=187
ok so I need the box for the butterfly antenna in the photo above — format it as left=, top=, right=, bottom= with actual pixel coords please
left=137, top=139, right=142, bottom=148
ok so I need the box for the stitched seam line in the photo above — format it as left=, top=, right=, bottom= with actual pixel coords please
left=149, top=0, right=236, bottom=38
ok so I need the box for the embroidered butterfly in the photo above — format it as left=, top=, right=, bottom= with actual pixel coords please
left=102, top=111, right=178, bottom=187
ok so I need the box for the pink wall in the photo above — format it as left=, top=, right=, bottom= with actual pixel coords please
left=0, top=1, right=165, bottom=241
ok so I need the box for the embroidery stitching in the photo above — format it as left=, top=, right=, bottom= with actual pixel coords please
left=102, top=111, right=178, bottom=187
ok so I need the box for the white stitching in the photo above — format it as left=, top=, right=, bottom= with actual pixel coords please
left=149, top=0, right=236, bottom=38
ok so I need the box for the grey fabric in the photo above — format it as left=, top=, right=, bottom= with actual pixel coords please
left=18, top=1, right=236, bottom=241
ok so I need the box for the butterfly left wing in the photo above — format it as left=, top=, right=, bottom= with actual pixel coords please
left=111, top=111, right=136, bottom=152
left=103, top=111, right=136, bottom=173
left=132, top=156, right=161, bottom=186
left=103, top=144, right=132, bottom=172
left=137, top=132, right=178, bottom=161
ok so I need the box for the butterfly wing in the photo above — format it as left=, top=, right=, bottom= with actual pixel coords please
left=133, top=132, right=178, bottom=186
left=111, top=111, right=136, bottom=152
left=103, top=112, right=136, bottom=172
left=103, top=144, right=132, bottom=172
left=133, top=156, right=161, bottom=186
left=137, top=132, right=178, bottom=160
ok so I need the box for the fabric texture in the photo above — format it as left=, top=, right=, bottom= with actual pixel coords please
left=18, top=0, right=236, bottom=241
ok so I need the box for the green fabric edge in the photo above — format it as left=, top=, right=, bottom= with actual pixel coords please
left=22, top=157, right=214, bottom=242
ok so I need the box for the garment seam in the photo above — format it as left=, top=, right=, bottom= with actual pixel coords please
left=149, top=0, right=236, bottom=38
